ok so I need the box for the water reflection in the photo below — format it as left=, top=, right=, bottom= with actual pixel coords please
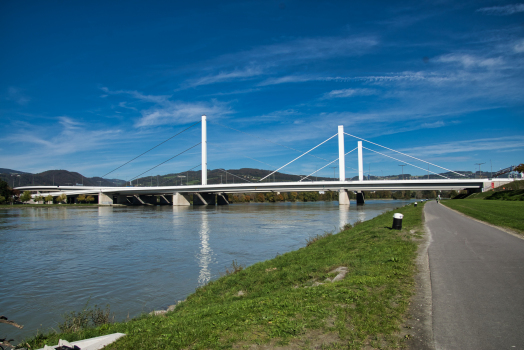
left=197, top=210, right=212, bottom=285
left=339, top=204, right=350, bottom=229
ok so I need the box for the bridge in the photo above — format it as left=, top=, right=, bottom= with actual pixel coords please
left=16, top=116, right=496, bottom=206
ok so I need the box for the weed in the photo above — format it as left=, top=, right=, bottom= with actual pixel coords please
left=224, top=260, right=244, bottom=275
left=306, top=231, right=333, bottom=246
left=58, top=301, right=114, bottom=333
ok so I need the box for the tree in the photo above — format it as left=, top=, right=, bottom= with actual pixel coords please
left=34, top=195, right=44, bottom=203
left=86, top=195, right=95, bottom=204
left=0, top=195, right=5, bottom=204
left=57, top=193, right=67, bottom=203
left=515, top=164, right=524, bottom=174
left=20, top=191, right=32, bottom=202
left=0, top=179, right=11, bottom=203
left=77, top=194, right=86, bottom=203
left=45, top=194, right=53, bottom=204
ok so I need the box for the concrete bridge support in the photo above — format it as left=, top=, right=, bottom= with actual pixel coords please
left=193, top=193, right=215, bottom=205
left=114, top=195, right=129, bottom=205
left=339, top=189, right=350, bottom=206
left=356, top=191, right=365, bottom=205
left=98, top=192, right=113, bottom=205
left=217, top=193, right=229, bottom=205
left=158, top=195, right=171, bottom=205
left=139, top=195, right=157, bottom=205
left=172, top=193, right=190, bottom=206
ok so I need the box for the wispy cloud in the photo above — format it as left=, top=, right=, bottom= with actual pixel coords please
left=137, top=100, right=231, bottom=127
left=477, top=3, right=524, bottom=15
left=101, top=87, right=233, bottom=127
left=186, top=67, right=264, bottom=88
left=322, top=88, right=377, bottom=99
left=401, top=136, right=524, bottom=157
left=436, top=54, right=505, bottom=68
left=186, top=35, right=378, bottom=88
left=6, top=87, right=30, bottom=105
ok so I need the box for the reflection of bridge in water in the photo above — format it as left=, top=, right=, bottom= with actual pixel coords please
left=17, top=115, right=499, bottom=206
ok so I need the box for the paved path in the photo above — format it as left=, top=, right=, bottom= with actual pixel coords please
left=425, top=201, right=524, bottom=350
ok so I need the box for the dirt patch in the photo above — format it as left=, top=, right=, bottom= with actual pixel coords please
left=403, top=211, right=435, bottom=350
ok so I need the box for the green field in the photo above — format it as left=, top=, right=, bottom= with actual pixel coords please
left=24, top=204, right=425, bottom=350
left=442, top=199, right=524, bottom=233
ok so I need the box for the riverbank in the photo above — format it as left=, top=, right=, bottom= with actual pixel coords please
left=23, top=202, right=425, bottom=349
left=0, top=203, right=108, bottom=209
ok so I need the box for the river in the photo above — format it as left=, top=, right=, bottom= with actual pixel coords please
left=0, top=200, right=413, bottom=341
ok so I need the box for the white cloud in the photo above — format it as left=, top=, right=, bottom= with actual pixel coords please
left=136, top=100, right=231, bottom=127
left=186, top=67, right=264, bottom=87
left=514, top=40, right=524, bottom=53
left=186, top=35, right=378, bottom=88
left=402, top=136, right=524, bottom=157
left=477, top=3, right=524, bottom=15
left=322, top=88, right=377, bottom=99
left=100, top=87, right=233, bottom=127
left=6, top=87, right=30, bottom=105
left=436, top=54, right=504, bottom=68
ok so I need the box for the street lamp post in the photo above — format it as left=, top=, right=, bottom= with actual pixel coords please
left=330, top=166, right=338, bottom=180
left=475, top=163, right=485, bottom=179
left=399, top=164, right=406, bottom=180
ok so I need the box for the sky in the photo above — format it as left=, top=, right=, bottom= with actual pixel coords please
left=1, top=0, right=523, bottom=182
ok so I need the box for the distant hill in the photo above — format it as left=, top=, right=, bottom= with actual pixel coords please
left=0, top=166, right=518, bottom=189
left=0, top=168, right=29, bottom=174
left=0, top=169, right=125, bottom=187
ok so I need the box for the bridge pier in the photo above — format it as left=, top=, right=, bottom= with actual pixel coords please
left=114, top=195, right=129, bottom=205
left=193, top=193, right=215, bottom=205
left=338, top=189, right=350, bottom=206
left=193, top=193, right=230, bottom=205
left=98, top=192, right=113, bottom=205
left=172, top=193, right=190, bottom=206
left=217, top=193, right=229, bottom=205
left=139, top=195, right=157, bottom=205
left=356, top=191, right=365, bottom=205
left=158, top=195, right=171, bottom=205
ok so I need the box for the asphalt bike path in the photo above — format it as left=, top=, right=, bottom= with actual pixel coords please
left=425, top=201, right=524, bottom=350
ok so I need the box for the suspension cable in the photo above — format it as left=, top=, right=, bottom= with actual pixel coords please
left=300, top=147, right=358, bottom=182
left=129, top=143, right=201, bottom=182
left=101, top=121, right=201, bottom=179
left=209, top=142, right=278, bottom=169
left=211, top=121, right=331, bottom=162
left=363, top=146, right=448, bottom=179
left=260, top=134, right=338, bottom=182
left=344, top=132, right=464, bottom=177
left=216, top=168, right=253, bottom=183
left=157, top=164, right=201, bottom=186
left=208, top=142, right=309, bottom=180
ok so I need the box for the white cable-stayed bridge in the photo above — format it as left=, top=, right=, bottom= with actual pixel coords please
left=16, top=115, right=498, bottom=206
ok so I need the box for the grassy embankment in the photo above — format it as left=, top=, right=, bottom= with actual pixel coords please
left=25, top=203, right=425, bottom=349
left=443, top=180, right=524, bottom=234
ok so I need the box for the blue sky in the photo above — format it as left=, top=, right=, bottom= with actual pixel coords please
left=1, top=0, right=523, bottom=181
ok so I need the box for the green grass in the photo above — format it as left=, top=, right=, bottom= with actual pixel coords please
left=23, top=204, right=425, bottom=350
left=442, top=199, right=524, bottom=233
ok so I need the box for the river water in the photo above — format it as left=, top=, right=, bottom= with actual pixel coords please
left=0, top=200, right=413, bottom=341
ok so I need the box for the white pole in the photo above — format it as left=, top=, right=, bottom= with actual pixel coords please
left=338, top=125, right=345, bottom=181
left=202, top=115, right=207, bottom=186
left=358, top=141, right=363, bottom=181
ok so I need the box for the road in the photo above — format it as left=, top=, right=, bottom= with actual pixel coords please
left=425, top=201, right=524, bottom=350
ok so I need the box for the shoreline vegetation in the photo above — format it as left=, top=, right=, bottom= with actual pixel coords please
left=21, top=203, right=425, bottom=349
